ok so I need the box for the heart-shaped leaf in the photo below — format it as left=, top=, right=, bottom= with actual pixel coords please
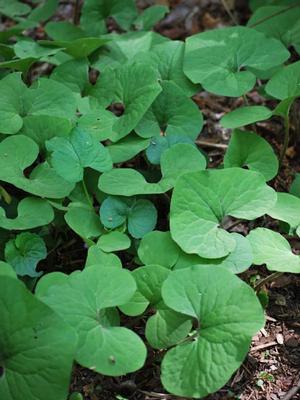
left=0, top=135, right=74, bottom=198
left=184, top=26, right=289, bottom=96
left=65, top=203, right=103, bottom=240
left=36, top=265, right=147, bottom=375
left=135, top=81, right=203, bottom=140
left=265, top=61, right=300, bottom=100
left=85, top=244, right=122, bottom=268
left=248, top=228, right=300, bottom=273
left=0, top=276, right=77, bottom=400
left=97, top=231, right=131, bottom=252
left=5, top=232, right=47, bottom=277
left=99, top=143, right=206, bottom=196
left=221, top=106, right=272, bottom=129
left=160, top=266, right=264, bottom=398
left=89, top=62, right=162, bottom=141
left=268, top=192, right=300, bottom=234
left=46, top=128, right=112, bottom=183
left=108, top=134, right=150, bottom=163
left=133, top=5, right=168, bottom=30
left=0, top=197, right=54, bottom=230
left=224, top=130, right=278, bottom=181
left=100, top=196, right=157, bottom=239
left=170, top=168, right=276, bottom=258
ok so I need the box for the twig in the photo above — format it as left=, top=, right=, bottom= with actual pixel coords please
left=248, top=4, right=300, bottom=28
left=251, top=341, right=277, bottom=352
left=254, top=272, right=283, bottom=291
left=138, top=390, right=173, bottom=399
left=220, top=0, right=238, bottom=25
left=196, top=140, right=228, bottom=150
left=281, top=376, right=300, bottom=400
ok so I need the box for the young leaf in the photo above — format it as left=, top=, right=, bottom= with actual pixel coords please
left=0, top=197, right=54, bottom=230
left=65, top=204, right=103, bottom=240
left=170, top=168, right=276, bottom=258
left=46, top=128, right=112, bottom=183
left=248, top=228, right=300, bottom=273
left=0, top=277, right=77, bottom=400
left=0, top=135, right=74, bottom=198
left=100, top=196, right=157, bottom=239
left=184, top=26, right=289, bottom=96
left=99, top=143, right=206, bottom=196
left=85, top=245, right=122, bottom=268
left=221, top=106, right=272, bottom=129
left=161, top=266, right=264, bottom=398
left=138, top=231, right=180, bottom=268
left=89, top=62, right=162, bottom=141
left=224, top=130, right=278, bottom=181
left=97, top=231, right=131, bottom=252
left=5, top=232, right=47, bottom=277
left=135, top=81, right=203, bottom=140
left=36, top=265, right=147, bottom=375
left=268, top=192, right=300, bottom=234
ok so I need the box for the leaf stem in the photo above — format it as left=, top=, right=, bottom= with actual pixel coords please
left=254, top=272, right=283, bottom=291
left=82, top=179, right=94, bottom=209
left=279, top=115, right=290, bottom=167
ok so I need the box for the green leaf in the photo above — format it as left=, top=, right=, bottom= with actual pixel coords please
left=14, top=39, right=64, bottom=60
left=46, top=128, right=112, bottom=183
left=80, top=0, right=138, bottom=35
left=248, top=228, right=300, bottom=273
left=0, top=261, right=17, bottom=279
left=77, top=109, right=117, bottom=142
left=100, top=196, right=157, bottom=239
left=160, top=266, right=265, bottom=398
left=65, top=204, right=103, bottom=240
left=45, top=21, right=87, bottom=41
left=0, top=135, right=74, bottom=198
left=290, top=173, right=300, bottom=198
left=27, top=0, right=58, bottom=22
left=138, top=231, right=180, bottom=268
left=0, top=277, right=77, bottom=400
left=221, top=106, right=272, bottom=129
left=39, top=37, right=108, bottom=58
left=135, top=81, right=203, bottom=140
left=265, top=61, right=300, bottom=100
left=184, top=26, right=290, bottom=96
left=5, top=232, right=47, bottom=277
left=224, top=130, right=278, bottom=181
left=51, top=58, right=89, bottom=94
left=145, top=302, right=192, bottom=349
left=85, top=244, right=122, bottom=268
left=0, top=0, right=30, bottom=18
left=174, top=233, right=253, bottom=274
left=37, top=265, right=147, bottom=375
left=0, top=197, right=54, bottom=230
left=249, top=0, right=297, bottom=11
left=133, top=5, right=168, bottom=30
left=99, top=143, right=206, bottom=196
left=248, top=6, right=300, bottom=54
left=89, top=62, right=162, bottom=141
left=108, top=134, right=150, bottom=163
left=97, top=231, right=131, bottom=252
left=268, top=192, right=300, bottom=234
left=170, top=168, right=277, bottom=258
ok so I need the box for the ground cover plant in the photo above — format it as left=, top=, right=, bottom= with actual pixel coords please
left=0, top=1, right=299, bottom=399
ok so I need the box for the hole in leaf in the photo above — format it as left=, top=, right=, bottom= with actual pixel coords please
left=107, top=103, right=125, bottom=117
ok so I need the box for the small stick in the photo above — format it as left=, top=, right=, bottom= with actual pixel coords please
left=281, top=376, right=300, bottom=400
left=251, top=341, right=277, bottom=352
left=196, top=140, right=228, bottom=150
left=254, top=272, right=283, bottom=291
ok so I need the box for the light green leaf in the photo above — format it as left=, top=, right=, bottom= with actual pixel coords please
left=65, top=204, right=103, bottom=239
left=5, top=232, right=46, bottom=277
left=108, top=134, right=150, bottom=163
left=14, top=39, right=63, bottom=60
left=51, top=58, right=89, bottom=94
left=0, top=261, right=17, bottom=279
left=221, top=106, right=272, bottom=129
left=0, top=277, right=77, bottom=400
left=174, top=233, right=253, bottom=274
left=265, top=61, right=300, bottom=100
left=0, top=197, right=54, bottom=230
left=99, top=143, right=206, bottom=196
left=145, top=302, right=192, bottom=349
left=136, top=81, right=203, bottom=140
left=28, top=0, right=58, bottom=22
left=170, top=168, right=277, bottom=258
left=100, top=196, right=157, bottom=239
left=37, top=265, right=147, bottom=375
left=224, top=130, right=278, bottom=181
left=80, top=0, right=137, bottom=35
left=89, top=62, right=162, bottom=141
left=85, top=245, right=122, bottom=268
left=268, top=192, right=300, bottom=234
left=39, top=37, right=108, bottom=58
left=138, top=231, right=180, bottom=268
left=161, top=266, right=265, bottom=398
left=248, top=228, right=300, bottom=273
left=98, top=231, right=131, bottom=252
left=0, top=135, right=74, bottom=198
left=133, top=5, right=168, bottom=30
left=45, top=21, right=87, bottom=41
left=0, top=0, right=30, bottom=18
left=184, top=26, right=289, bottom=96
left=77, top=109, right=117, bottom=142
left=46, top=128, right=112, bottom=183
